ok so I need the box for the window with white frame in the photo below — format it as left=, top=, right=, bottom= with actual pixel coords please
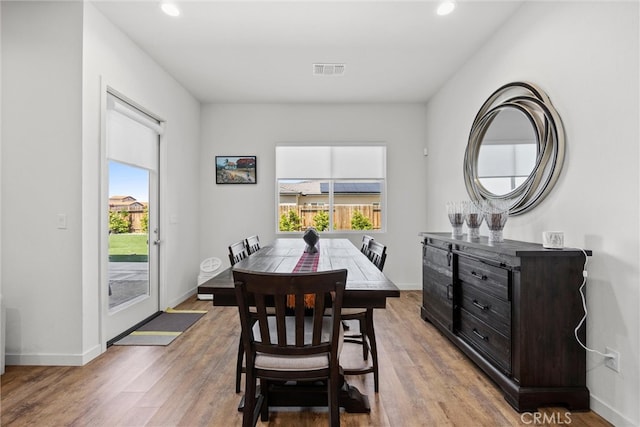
left=276, top=144, right=386, bottom=233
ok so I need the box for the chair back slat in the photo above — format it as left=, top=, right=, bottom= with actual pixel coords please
left=312, top=294, right=326, bottom=346
left=254, top=294, right=271, bottom=345
left=294, top=293, right=305, bottom=346
left=275, top=308, right=287, bottom=347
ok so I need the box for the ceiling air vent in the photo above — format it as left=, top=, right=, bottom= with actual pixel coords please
left=313, top=63, right=346, bottom=76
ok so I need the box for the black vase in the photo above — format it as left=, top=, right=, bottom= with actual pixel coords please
left=303, top=227, right=320, bottom=253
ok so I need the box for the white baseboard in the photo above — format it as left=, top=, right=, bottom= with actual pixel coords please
left=394, top=282, right=421, bottom=291
left=591, top=394, right=638, bottom=426
left=5, top=343, right=103, bottom=367
left=82, top=344, right=103, bottom=365
left=168, top=288, right=198, bottom=309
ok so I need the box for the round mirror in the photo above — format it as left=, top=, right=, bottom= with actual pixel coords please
left=477, top=107, right=538, bottom=196
left=464, top=82, right=565, bottom=216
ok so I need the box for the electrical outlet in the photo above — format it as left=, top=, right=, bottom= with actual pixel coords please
left=605, top=347, right=620, bottom=372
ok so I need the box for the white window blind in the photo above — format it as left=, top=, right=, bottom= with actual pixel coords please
left=106, top=93, right=161, bottom=172
left=478, top=143, right=536, bottom=178
left=276, top=145, right=386, bottom=179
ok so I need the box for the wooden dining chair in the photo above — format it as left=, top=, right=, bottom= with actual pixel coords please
left=341, top=235, right=373, bottom=330
left=341, top=240, right=387, bottom=392
left=228, top=240, right=249, bottom=266
left=233, top=269, right=347, bottom=427
left=368, top=240, right=387, bottom=271
left=232, top=236, right=262, bottom=392
left=229, top=239, right=253, bottom=391
left=360, top=235, right=374, bottom=258
left=245, top=235, right=261, bottom=255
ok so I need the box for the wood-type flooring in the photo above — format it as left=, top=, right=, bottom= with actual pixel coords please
left=0, top=291, right=612, bottom=426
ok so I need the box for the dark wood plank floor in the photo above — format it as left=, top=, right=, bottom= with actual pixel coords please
left=1, top=291, right=611, bottom=426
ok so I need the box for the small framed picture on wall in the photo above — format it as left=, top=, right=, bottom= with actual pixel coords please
left=215, top=156, right=257, bottom=184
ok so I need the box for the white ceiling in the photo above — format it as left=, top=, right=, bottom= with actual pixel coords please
left=90, top=1, right=523, bottom=104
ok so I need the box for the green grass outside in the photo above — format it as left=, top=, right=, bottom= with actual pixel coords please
left=109, top=233, right=148, bottom=256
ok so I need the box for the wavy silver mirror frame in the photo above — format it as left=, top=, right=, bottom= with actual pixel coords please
left=464, top=82, right=565, bottom=215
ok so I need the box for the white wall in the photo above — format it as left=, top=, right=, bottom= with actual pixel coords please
left=0, top=1, right=201, bottom=365
left=199, top=104, right=427, bottom=289
left=0, top=0, right=4, bottom=375
left=1, top=1, right=85, bottom=365
left=424, top=2, right=639, bottom=425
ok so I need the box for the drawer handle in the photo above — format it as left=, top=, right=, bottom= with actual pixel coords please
left=472, top=300, right=490, bottom=311
left=472, top=328, right=489, bottom=341
left=471, top=271, right=488, bottom=280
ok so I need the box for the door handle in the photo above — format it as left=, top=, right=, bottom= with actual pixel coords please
left=153, top=240, right=161, bottom=245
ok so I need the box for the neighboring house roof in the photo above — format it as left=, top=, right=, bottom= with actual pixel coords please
left=279, top=181, right=381, bottom=195
left=320, top=182, right=380, bottom=194
left=109, top=196, right=148, bottom=211
left=279, top=181, right=322, bottom=195
left=110, top=195, right=137, bottom=202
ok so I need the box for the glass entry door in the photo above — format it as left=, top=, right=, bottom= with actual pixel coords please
left=104, top=92, right=161, bottom=342
left=108, top=162, right=154, bottom=308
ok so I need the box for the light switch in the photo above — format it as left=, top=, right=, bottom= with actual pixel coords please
left=57, top=214, right=67, bottom=229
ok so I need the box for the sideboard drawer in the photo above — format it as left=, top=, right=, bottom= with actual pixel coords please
left=459, top=282, right=510, bottom=337
left=459, top=309, right=511, bottom=374
left=458, top=255, right=510, bottom=301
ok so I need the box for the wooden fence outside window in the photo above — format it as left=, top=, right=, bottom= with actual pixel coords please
left=279, top=204, right=381, bottom=231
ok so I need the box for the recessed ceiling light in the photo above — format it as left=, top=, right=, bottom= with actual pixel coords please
left=161, top=2, right=180, bottom=17
left=436, top=1, right=456, bottom=16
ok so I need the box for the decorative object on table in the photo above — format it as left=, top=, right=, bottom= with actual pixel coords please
left=484, top=202, right=509, bottom=242
left=215, top=155, right=256, bottom=184
left=446, top=202, right=465, bottom=238
left=464, top=201, right=484, bottom=240
left=303, top=227, right=320, bottom=253
left=542, top=231, right=564, bottom=249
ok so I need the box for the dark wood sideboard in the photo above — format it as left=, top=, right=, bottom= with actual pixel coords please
left=419, top=232, right=592, bottom=412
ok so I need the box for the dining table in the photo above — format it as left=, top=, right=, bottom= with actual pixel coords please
left=198, top=237, right=401, bottom=413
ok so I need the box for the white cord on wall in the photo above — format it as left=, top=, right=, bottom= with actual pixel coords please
left=573, top=248, right=615, bottom=358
